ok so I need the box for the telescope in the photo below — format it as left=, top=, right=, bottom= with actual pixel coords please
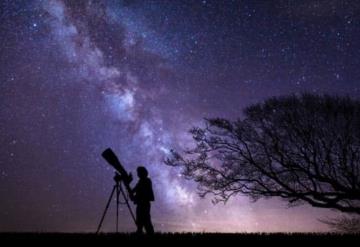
left=101, top=148, right=132, bottom=185
left=96, top=148, right=136, bottom=233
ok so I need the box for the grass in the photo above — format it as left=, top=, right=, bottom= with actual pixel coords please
left=1, top=232, right=359, bottom=244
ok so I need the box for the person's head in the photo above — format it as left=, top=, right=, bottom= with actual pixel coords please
left=137, top=166, right=148, bottom=179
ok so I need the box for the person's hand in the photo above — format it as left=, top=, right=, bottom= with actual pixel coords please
left=124, top=172, right=133, bottom=185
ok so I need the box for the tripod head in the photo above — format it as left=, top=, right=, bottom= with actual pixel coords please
left=113, top=171, right=133, bottom=185
left=113, top=172, right=122, bottom=183
left=113, top=172, right=132, bottom=183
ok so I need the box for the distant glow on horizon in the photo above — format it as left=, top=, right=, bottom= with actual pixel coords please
left=0, top=0, right=358, bottom=233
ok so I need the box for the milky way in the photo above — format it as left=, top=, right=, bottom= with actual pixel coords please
left=1, top=0, right=360, bottom=232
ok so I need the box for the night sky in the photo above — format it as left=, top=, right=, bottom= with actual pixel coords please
left=1, top=0, right=360, bottom=233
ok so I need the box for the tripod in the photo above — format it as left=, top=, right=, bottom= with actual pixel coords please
left=96, top=172, right=136, bottom=233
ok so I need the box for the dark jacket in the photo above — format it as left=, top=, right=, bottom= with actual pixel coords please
left=132, top=177, right=155, bottom=204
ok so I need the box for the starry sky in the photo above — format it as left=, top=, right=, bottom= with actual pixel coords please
left=1, top=0, right=360, bottom=233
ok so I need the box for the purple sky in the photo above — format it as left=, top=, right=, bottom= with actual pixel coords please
left=1, top=0, right=359, bottom=232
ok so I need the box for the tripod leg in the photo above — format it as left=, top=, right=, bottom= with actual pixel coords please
left=116, top=184, right=119, bottom=233
left=96, top=185, right=116, bottom=234
left=119, top=182, right=137, bottom=225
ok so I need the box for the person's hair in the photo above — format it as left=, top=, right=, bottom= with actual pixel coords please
left=137, top=166, right=148, bottom=178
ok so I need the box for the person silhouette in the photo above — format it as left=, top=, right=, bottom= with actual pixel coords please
left=129, top=166, right=155, bottom=234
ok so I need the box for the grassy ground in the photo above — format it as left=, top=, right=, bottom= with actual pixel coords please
left=1, top=232, right=359, bottom=245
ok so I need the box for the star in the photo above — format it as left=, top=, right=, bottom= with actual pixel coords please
left=0, top=0, right=359, bottom=233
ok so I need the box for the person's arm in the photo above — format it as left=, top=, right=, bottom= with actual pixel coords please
left=147, top=179, right=155, bottom=201
left=128, top=182, right=139, bottom=202
left=123, top=173, right=136, bottom=201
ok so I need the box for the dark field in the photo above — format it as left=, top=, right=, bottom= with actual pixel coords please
left=1, top=232, right=359, bottom=245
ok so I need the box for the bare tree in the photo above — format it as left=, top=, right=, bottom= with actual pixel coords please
left=165, top=94, right=360, bottom=214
